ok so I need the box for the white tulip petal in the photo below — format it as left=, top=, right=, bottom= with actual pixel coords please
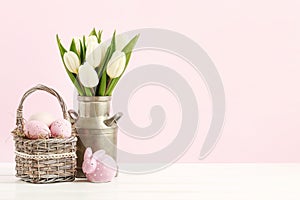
left=106, top=51, right=126, bottom=78
left=78, top=62, right=99, bottom=88
left=99, top=44, right=108, bottom=66
left=85, top=35, right=98, bottom=47
left=63, top=51, right=80, bottom=74
left=86, top=43, right=106, bottom=68
left=73, top=37, right=82, bottom=54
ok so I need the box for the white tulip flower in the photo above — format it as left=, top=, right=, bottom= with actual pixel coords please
left=85, top=35, right=98, bottom=47
left=78, top=62, right=99, bottom=88
left=63, top=51, right=80, bottom=74
left=106, top=50, right=126, bottom=79
left=86, top=43, right=107, bottom=68
left=73, top=37, right=82, bottom=54
left=98, top=44, right=107, bottom=66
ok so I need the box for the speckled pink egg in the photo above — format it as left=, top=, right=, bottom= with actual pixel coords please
left=29, top=112, right=55, bottom=127
left=24, top=120, right=51, bottom=139
left=50, top=119, right=72, bottom=138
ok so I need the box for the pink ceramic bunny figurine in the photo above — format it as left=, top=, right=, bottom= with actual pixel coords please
left=82, top=147, right=117, bottom=183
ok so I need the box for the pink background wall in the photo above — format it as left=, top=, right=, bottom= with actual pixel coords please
left=1, top=0, right=300, bottom=162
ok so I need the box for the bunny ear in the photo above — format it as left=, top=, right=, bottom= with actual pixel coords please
left=101, top=155, right=117, bottom=170
left=93, top=149, right=106, bottom=161
left=84, top=147, right=93, bottom=160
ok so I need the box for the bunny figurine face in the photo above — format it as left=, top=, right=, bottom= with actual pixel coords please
left=82, top=147, right=117, bottom=183
left=82, top=148, right=97, bottom=174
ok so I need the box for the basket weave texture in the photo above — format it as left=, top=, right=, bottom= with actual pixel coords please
left=12, top=85, right=77, bottom=184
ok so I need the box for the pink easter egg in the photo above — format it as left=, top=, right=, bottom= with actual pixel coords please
left=50, top=119, right=72, bottom=138
left=24, top=120, right=51, bottom=139
left=29, top=112, right=55, bottom=127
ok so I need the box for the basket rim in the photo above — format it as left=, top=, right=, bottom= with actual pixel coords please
left=13, top=134, right=77, bottom=141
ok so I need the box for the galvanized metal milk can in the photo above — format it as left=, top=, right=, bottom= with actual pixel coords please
left=74, top=96, right=122, bottom=178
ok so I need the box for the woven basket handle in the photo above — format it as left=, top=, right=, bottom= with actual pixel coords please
left=16, top=84, right=69, bottom=131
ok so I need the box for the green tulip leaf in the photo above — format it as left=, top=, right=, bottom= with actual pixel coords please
left=105, top=34, right=140, bottom=95
left=102, top=30, right=116, bottom=70
left=56, top=34, right=84, bottom=96
left=70, top=39, right=80, bottom=60
left=79, top=40, right=84, bottom=64
left=99, top=71, right=107, bottom=96
left=56, top=34, right=67, bottom=59
left=89, top=28, right=97, bottom=37
left=111, top=30, right=117, bottom=52
left=84, top=87, right=93, bottom=96
left=122, top=34, right=140, bottom=62
left=97, top=30, right=103, bottom=43
left=82, top=35, right=86, bottom=58
left=96, top=46, right=110, bottom=95
left=96, top=31, right=116, bottom=95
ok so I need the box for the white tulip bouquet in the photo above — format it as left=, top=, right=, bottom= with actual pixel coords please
left=56, top=28, right=139, bottom=96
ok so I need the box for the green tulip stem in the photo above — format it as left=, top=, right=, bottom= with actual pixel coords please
left=90, top=87, right=95, bottom=96
left=106, top=78, right=112, bottom=95
left=99, top=71, right=107, bottom=96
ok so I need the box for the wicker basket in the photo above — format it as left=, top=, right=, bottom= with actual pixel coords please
left=12, top=84, right=77, bottom=184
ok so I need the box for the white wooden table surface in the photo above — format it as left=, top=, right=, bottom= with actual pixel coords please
left=0, top=163, right=300, bottom=200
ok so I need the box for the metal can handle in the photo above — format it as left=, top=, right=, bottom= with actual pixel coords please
left=104, top=112, right=123, bottom=127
